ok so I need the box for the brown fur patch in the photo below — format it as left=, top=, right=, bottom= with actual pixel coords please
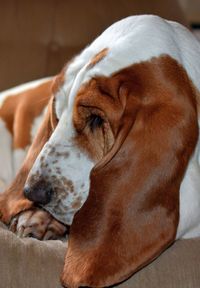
left=88, top=48, right=109, bottom=68
left=62, top=55, right=199, bottom=288
left=0, top=79, right=53, bottom=149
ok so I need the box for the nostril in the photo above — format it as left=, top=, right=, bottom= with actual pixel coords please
left=45, top=187, right=53, bottom=204
left=23, top=181, right=53, bottom=205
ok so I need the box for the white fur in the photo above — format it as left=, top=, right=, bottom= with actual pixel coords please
left=0, top=120, right=13, bottom=192
left=12, top=109, right=48, bottom=182
left=177, top=127, right=200, bottom=239
left=177, top=82, right=200, bottom=238
left=13, top=148, right=29, bottom=176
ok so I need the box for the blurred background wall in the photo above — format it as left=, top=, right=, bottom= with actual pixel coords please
left=0, top=0, right=198, bottom=91
left=179, top=0, right=200, bottom=23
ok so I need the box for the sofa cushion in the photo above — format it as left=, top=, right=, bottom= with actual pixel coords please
left=0, top=221, right=200, bottom=288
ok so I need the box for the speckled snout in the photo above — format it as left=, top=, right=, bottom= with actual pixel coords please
left=24, top=142, right=94, bottom=225
left=24, top=144, right=72, bottom=203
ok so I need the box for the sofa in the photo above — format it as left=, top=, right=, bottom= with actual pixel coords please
left=0, top=1, right=199, bottom=287
left=0, top=221, right=200, bottom=288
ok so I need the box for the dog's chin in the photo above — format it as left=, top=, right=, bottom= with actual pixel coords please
left=40, top=204, right=73, bottom=226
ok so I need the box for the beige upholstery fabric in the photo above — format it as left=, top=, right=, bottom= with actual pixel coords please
left=0, top=222, right=66, bottom=288
left=0, top=221, right=200, bottom=288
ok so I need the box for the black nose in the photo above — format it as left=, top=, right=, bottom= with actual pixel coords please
left=24, top=180, right=53, bottom=205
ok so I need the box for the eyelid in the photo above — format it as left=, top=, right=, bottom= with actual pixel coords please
left=78, top=104, right=105, bottom=118
left=87, top=114, right=104, bottom=131
left=74, top=104, right=108, bottom=133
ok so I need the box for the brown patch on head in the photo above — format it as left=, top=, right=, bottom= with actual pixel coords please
left=88, top=48, right=109, bottom=68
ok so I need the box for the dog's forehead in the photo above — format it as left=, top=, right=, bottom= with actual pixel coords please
left=54, top=16, right=187, bottom=118
left=53, top=15, right=200, bottom=136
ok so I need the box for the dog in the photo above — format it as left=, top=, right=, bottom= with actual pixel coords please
left=0, top=15, right=200, bottom=288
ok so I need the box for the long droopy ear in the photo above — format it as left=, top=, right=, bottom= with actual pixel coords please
left=0, top=98, right=54, bottom=224
left=62, top=57, right=199, bottom=287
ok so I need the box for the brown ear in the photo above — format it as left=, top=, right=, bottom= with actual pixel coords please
left=62, top=57, right=199, bottom=287
left=0, top=101, right=53, bottom=223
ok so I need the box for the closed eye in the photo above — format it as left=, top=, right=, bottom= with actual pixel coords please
left=87, top=114, right=104, bottom=132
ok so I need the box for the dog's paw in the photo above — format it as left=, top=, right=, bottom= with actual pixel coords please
left=10, top=208, right=67, bottom=240
left=0, top=192, right=33, bottom=224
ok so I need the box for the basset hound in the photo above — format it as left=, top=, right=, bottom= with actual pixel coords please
left=0, top=15, right=200, bottom=288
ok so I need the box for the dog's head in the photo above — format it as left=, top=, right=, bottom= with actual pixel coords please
left=24, top=16, right=199, bottom=287
left=24, top=48, right=115, bottom=224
